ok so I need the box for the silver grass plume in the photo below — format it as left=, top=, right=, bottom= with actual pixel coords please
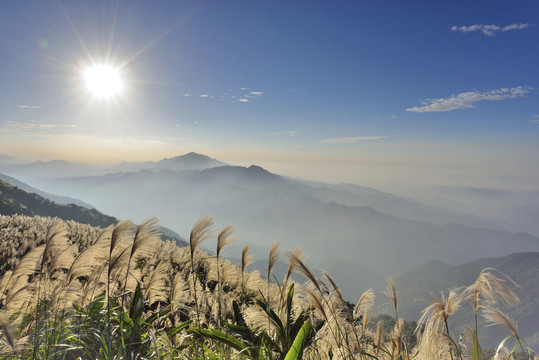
left=216, top=225, right=235, bottom=324
left=5, top=245, right=45, bottom=303
left=67, top=227, right=112, bottom=285
left=286, top=249, right=320, bottom=292
left=464, top=268, right=519, bottom=314
left=264, top=241, right=280, bottom=332
left=241, top=245, right=253, bottom=275
left=0, top=311, right=16, bottom=352
left=267, top=241, right=280, bottom=283
left=189, top=215, right=215, bottom=325
left=384, top=277, right=398, bottom=319
left=322, top=271, right=349, bottom=317
left=41, top=219, right=68, bottom=276
left=144, top=261, right=171, bottom=305
left=483, top=307, right=521, bottom=344
left=354, top=289, right=375, bottom=322
left=416, top=290, right=461, bottom=335
left=108, top=220, right=135, bottom=277
left=216, top=225, right=235, bottom=258
left=170, top=274, right=189, bottom=313
left=241, top=245, right=253, bottom=298
left=283, top=247, right=304, bottom=288
left=189, top=215, right=216, bottom=261
left=122, top=218, right=161, bottom=303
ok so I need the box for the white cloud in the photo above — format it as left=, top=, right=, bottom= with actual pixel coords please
left=451, top=23, right=529, bottom=36
left=17, top=105, right=39, bottom=110
left=406, top=86, right=532, bottom=113
left=250, top=91, right=263, bottom=96
left=502, top=23, right=530, bottom=31
left=529, top=115, right=539, bottom=124
left=263, top=130, right=302, bottom=137
left=200, top=94, right=209, bottom=98
left=238, top=98, right=248, bottom=102
left=321, top=136, right=392, bottom=144
left=183, top=93, right=192, bottom=97
left=3, top=120, right=78, bottom=132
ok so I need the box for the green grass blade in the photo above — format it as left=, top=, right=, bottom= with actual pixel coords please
left=284, top=320, right=311, bottom=360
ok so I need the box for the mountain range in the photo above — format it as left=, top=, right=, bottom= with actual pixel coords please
left=1, top=152, right=538, bottom=350
left=2, top=152, right=536, bottom=291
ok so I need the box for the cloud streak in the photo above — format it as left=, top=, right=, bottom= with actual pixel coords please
left=451, top=23, right=530, bottom=36
left=2, top=120, right=78, bottom=132
left=321, top=136, right=392, bottom=144
left=529, top=115, right=539, bottom=125
left=406, top=86, right=532, bottom=113
left=17, top=105, right=39, bottom=110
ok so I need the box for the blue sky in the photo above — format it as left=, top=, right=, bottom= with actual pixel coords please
left=0, top=1, right=538, bottom=192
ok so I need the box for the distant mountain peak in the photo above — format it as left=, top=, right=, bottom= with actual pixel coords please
left=165, top=152, right=213, bottom=162
left=247, top=165, right=269, bottom=173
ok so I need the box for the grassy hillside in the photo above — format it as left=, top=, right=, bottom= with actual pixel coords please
left=0, top=176, right=188, bottom=248
left=0, top=177, right=117, bottom=228
left=0, top=214, right=533, bottom=359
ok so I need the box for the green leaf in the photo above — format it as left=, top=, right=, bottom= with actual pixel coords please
left=165, top=321, right=191, bottom=339
left=284, top=320, right=311, bottom=360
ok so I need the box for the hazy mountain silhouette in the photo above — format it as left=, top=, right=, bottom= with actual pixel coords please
left=0, top=152, right=226, bottom=180
left=0, top=176, right=188, bottom=246
left=0, top=153, right=22, bottom=166
left=106, top=152, right=227, bottom=173
left=0, top=173, right=94, bottom=208
left=30, top=160, right=539, bottom=280
left=0, top=177, right=117, bottom=227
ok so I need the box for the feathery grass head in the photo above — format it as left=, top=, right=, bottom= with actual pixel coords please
left=190, top=215, right=216, bottom=260
left=267, top=241, right=280, bottom=282
left=0, top=311, right=16, bottom=352
left=216, top=225, right=236, bottom=258
left=354, top=289, right=375, bottom=321
left=416, top=290, right=461, bottom=335
left=131, top=217, right=161, bottom=258
left=385, top=277, right=398, bottom=317
left=283, top=247, right=304, bottom=286
left=322, top=271, right=348, bottom=317
left=287, top=248, right=321, bottom=292
left=41, top=219, right=69, bottom=271
left=241, top=245, right=253, bottom=274
left=110, top=219, right=135, bottom=254
left=483, top=306, right=520, bottom=342
left=465, top=268, right=519, bottom=314
left=144, top=261, right=171, bottom=305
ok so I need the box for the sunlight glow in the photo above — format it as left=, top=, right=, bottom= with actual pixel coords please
left=84, top=65, right=123, bottom=98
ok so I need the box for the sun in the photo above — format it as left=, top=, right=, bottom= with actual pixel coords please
left=83, top=64, right=123, bottom=98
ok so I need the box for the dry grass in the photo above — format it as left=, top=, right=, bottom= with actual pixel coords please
left=0, top=214, right=532, bottom=360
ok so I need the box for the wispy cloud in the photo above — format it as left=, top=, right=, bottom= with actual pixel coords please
left=321, top=135, right=392, bottom=144
left=184, top=88, right=263, bottom=103
left=2, top=120, right=78, bottom=132
left=451, top=23, right=530, bottom=36
left=529, top=115, right=539, bottom=124
left=406, top=86, right=532, bottom=113
left=263, top=130, right=302, bottom=137
left=17, top=105, right=39, bottom=110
